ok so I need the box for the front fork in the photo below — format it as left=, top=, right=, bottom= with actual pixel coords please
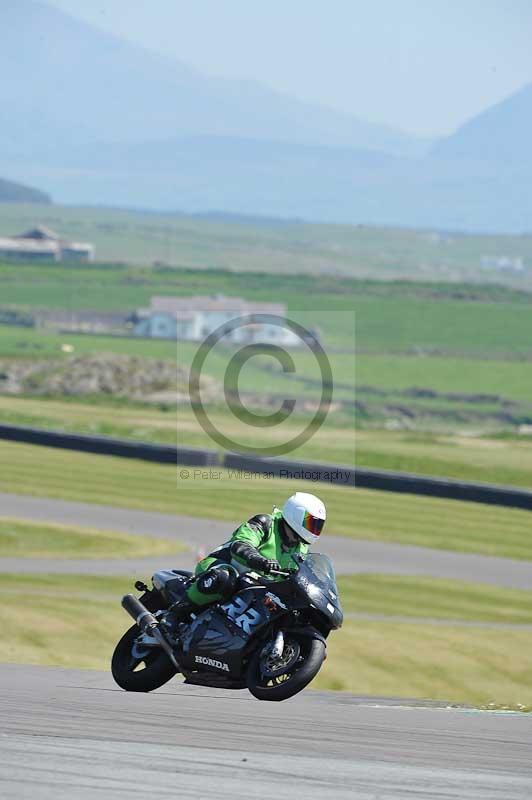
left=270, top=629, right=284, bottom=658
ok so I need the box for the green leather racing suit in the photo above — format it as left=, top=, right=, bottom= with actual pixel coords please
left=186, top=507, right=308, bottom=607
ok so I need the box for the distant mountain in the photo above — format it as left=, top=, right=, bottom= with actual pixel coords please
left=10, top=131, right=531, bottom=233
left=2, top=0, right=532, bottom=232
left=0, top=132, right=412, bottom=221
left=432, top=82, right=532, bottom=165
left=0, top=177, right=51, bottom=204
left=57, top=133, right=402, bottom=172
left=1, top=0, right=423, bottom=158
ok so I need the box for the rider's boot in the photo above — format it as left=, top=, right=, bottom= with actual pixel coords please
left=163, top=565, right=236, bottom=636
left=162, top=595, right=201, bottom=637
left=171, top=595, right=201, bottom=622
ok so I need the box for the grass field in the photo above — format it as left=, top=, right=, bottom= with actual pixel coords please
left=2, top=261, right=532, bottom=357
left=2, top=322, right=532, bottom=434
left=1, top=202, right=532, bottom=286
left=314, top=620, right=532, bottom=707
left=2, top=253, right=532, bottom=493
left=337, top=575, right=532, bottom=623
left=0, top=517, right=184, bottom=559
left=2, top=322, right=532, bottom=406
left=4, top=325, right=532, bottom=400
left=2, top=257, right=532, bottom=434
left=1, top=573, right=131, bottom=670
left=2, top=571, right=531, bottom=708
left=1, top=441, right=531, bottom=560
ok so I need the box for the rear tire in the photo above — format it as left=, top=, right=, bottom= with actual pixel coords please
left=246, top=635, right=325, bottom=701
left=111, top=623, right=177, bottom=692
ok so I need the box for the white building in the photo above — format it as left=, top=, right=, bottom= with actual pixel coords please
left=0, top=225, right=94, bottom=262
left=480, top=255, right=525, bottom=273
left=134, top=295, right=301, bottom=346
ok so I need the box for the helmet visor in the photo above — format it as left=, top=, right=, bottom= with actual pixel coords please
left=302, top=511, right=325, bottom=537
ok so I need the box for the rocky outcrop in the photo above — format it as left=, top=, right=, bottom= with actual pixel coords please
left=0, top=353, right=219, bottom=403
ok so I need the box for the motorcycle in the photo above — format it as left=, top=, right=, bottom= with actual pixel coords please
left=111, top=553, right=343, bottom=701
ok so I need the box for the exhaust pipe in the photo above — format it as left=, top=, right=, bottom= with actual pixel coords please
left=121, top=594, right=179, bottom=670
left=122, top=594, right=158, bottom=631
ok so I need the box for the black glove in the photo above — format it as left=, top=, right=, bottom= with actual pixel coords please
left=230, top=540, right=281, bottom=574
left=258, top=558, right=282, bottom=574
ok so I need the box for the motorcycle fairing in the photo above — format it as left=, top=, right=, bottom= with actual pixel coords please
left=292, top=555, right=343, bottom=629
left=152, top=569, right=192, bottom=605
left=176, top=586, right=279, bottom=678
left=176, top=606, right=248, bottom=676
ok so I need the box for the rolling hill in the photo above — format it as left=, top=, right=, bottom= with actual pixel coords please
left=1, top=0, right=420, bottom=158
left=432, top=82, right=532, bottom=165
left=0, top=178, right=50, bottom=204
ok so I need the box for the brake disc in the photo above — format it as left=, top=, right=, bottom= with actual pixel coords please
left=260, top=640, right=301, bottom=678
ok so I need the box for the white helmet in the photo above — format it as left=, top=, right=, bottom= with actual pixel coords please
left=282, top=492, right=326, bottom=545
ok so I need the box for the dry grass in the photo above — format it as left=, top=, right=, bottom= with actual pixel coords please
left=315, top=620, right=532, bottom=709
left=1, top=574, right=129, bottom=670
left=0, top=517, right=185, bottom=559
left=337, top=574, right=532, bottom=624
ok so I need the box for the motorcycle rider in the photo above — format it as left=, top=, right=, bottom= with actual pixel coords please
left=169, top=492, right=326, bottom=621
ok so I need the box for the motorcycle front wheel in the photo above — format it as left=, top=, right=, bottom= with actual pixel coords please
left=111, top=623, right=177, bottom=692
left=246, top=634, right=325, bottom=701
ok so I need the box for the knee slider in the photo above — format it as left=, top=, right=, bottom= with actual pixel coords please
left=196, top=566, right=236, bottom=599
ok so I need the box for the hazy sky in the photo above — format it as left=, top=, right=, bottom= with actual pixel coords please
left=46, top=0, right=532, bottom=137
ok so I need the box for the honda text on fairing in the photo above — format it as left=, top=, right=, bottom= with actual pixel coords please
left=111, top=553, right=342, bottom=701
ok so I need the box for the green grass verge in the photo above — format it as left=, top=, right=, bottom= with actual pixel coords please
left=0, top=518, right=185, bottom=559
left=1, top=574, right=131, bottom=670
left=337, top=575, right=532, bottom=623
left=2, top=572, right=531, bottom=708
left=1, top=441, right=531, bottom=560
left=314, top=620, right=532, bottom=708
left=354, top=429, right=532, bottom=489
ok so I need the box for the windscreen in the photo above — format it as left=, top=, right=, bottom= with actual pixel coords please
left=298, top=553, right=337, bottom=588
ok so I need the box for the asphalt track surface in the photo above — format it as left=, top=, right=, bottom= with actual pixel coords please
left=1, top=664, right=531, bottom=800
left=1, top=492, right=532, bottom=589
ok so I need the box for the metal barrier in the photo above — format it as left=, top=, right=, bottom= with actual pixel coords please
left=0, top=424, right=219, bottom=467
left=1, top=423, right=531, bottom=510
left=223, top=452, right=532, bottom=510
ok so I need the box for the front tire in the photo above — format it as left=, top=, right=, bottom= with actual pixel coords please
left=246, top=634, right=325, bottom=701
left=111, top=624, right=177, bottom=692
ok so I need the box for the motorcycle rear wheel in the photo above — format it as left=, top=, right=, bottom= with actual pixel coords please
left=246, top=635, right=325, bottom=701
left=111, top=623, right=177, bottom=692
